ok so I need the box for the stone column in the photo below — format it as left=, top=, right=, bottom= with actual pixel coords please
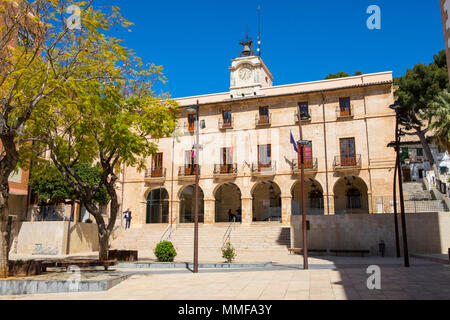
left=323, top=194, right=335, bottom=215
left=241, top=197, right=253, bottom=225
left=281, top=195, right=292, bottom=226
left=203, top=198, right=215, bottom=225
left=169, top=200, right=180, bottom=224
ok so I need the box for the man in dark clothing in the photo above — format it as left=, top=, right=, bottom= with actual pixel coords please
left=124, top=208, right=132, bottom=229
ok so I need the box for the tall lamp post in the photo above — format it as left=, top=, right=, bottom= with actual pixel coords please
left=389, top=102, right=410, bottom=267
left=297, top=111, right=310, bottom=270
left=186, top=101, right=201, bottom=273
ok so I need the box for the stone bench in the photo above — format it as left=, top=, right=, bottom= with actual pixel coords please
left=41, top=260, right=117, bottom=272
left=288, top=248, right=327, bottom=255
left=330, top=249, right=370, bottom=257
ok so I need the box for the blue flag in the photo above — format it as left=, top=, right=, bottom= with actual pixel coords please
left=290, top=131, right=298, bottom=153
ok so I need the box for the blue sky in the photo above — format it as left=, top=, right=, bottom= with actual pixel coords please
left=104, top=0, right=444, bottom=98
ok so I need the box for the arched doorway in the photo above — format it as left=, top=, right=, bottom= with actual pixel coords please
left=333, top=176, right=369, bottom=214
left=180, top=185, right=204, bottom=223
left=215, top=183, right=242, bottom=222
left=291, top=179, right=324, bottom=215
left=252, top=181, right=281, bottom=222
left=146, top=187, right=169, bottom=224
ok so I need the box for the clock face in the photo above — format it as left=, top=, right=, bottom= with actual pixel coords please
left=238, top=66, right=253, bottom=81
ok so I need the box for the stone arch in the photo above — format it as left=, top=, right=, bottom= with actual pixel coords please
left=214, top=183, right=242, bottom=223
left=291, top=178, right=325, bottom=215
left=179, top=184, right=204, bottom=223
left=333, top=176, right=369, bottom=214
left=146, top=187, right=169, bottom=224
left=251, top=181, right=282, bottom=222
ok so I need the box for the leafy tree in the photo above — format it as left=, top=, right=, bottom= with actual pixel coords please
left=29, top=161, right=110, bottom=207
left=394, top=50, right=449, bottom=176
left=0, top=0, right=129, bottom=278
left=429, top=90, right=450, bottom=152
left=27, top=6, right=178, bottom=260
left=325, top=71, right=363, bottom=79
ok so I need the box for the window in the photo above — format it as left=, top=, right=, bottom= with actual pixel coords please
left=300, top=141, right=313, bottom=168
left=258, top=144, right=271, bottom=169
left=220, top=147, right=233, bottom=173
left=188, top=114, right=196, bottom=132
left=258, top=106, right=269, bottom=123
left=184, top=150, right=196, bottom=175
left=340, top=138, right=356, bottom=166
left=416, top=148, right=423, bottom=157
left=222, top=110, right=232, bottom=126
left=339, top=97, right=351, bottom=117
left=347, top=188, right=361, bottom=209
left=152, top=153, right=163, bottom=177
left=298, top=102, right=309, bottom=118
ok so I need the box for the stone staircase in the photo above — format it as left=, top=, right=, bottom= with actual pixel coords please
left=110, top=222, right=291, bottom=260
left=402, top=182, right=448, bottom=212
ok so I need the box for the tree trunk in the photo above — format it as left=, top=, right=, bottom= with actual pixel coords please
left=416, top=129, right=440, bottom=178
left=98, top=229, right=109, bottom=261
left=0, top=218, right=8, bottom=278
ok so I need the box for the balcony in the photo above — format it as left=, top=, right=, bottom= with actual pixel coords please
left=255, top=114, right=271, bottom=127
left=182, top=122, right=195, bottom=134
left=145, top=168, right=167, bottom=183
left=251, top=161, right=277, bottom=176
left=291, top=158, right=318, bottom=174
left=333, top=155, right=362, bottom=170
left=218, top=117, right=233, bottom=130
left=178, top=165, right=200, bottom=179
left=213, top=164, right=237, bottom=177
left=294, top=111, right=312, bottom=123
left=336, top=105, right=354, bottom=119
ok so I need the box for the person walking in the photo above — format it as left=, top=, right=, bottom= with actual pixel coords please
left=124, top=208, right=132, bottom=229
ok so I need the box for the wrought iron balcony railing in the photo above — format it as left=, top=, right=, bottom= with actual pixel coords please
left=213, top=163, right=238, bottom=175
left=291, top=158, right=318, bottom=171
left=333, top=154, right=362, bottom=168
left=251, top=161, right=277, bottom=174
left=218, top=117, right=233, bottom=130
left=145, top=168, right=167, bottom=179
left=255, top=113, right=271, bottom=126
left=178, top=165, right=200, bottom=177
left=294, top=111, right=312, bottom=123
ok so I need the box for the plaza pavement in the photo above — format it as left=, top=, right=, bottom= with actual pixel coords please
left=1, top=255, right=450, bottom=300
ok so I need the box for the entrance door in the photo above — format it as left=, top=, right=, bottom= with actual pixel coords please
left=185, top=150, right=196, bottom=175
left=258, top=144, right=271, bottom=171
left=302, top=141, right=313, bottom=168
left=340, top=138, right=356, bottom=166
left=152, top=153, right=163, bottom=177
left=220, top=147, right=233, bottom=173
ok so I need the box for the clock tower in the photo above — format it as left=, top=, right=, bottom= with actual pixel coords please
left=229, top=37, right=273, bottom=98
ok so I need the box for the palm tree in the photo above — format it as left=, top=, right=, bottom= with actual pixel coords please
left=429, top=90, right=450, bottom=153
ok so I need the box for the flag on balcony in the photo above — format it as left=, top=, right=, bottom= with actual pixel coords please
left=290, top=131, right=298, bottom=153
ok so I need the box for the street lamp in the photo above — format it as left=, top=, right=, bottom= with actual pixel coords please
left=389, top=102, right=410, bottom=267
left=186, top=101, right=200, bottom=273
left=297, top=111, right=311, bottom=270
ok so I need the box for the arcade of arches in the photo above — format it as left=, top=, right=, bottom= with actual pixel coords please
left=144, top=176, right=371, bottom=225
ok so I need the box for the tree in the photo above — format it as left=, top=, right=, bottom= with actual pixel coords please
left=0, top=0, right=131, bottom=278
left=394, top=50, right=449, bottom=176
left=325, top=71, right=363, bottom=80
left=27, top=6, right=178, bottom=260
left=29, top=161, right=110, bottom=208
left=429, top=90, right=450, bottom=153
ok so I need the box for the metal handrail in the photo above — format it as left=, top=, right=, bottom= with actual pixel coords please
left=255, top=113, right=271, bottom=126
left=213, top=163, right=238, bottom=175
left=160, top=215, right=179, bottom=242
left=292, top=158, right=318, bottom=170
left=333, top=154, right=362, bottom=167
left=145, top=168, right=167, bottom=178
left=222, top=216, right=236, bottom=249
left=251, top=161, right=277, bottom=173
left=218, top=116, right=233, bottom=130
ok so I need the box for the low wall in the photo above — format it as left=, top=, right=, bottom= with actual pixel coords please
left=292, top=212, right=450, bottom=256
left=13, top=222, right=98, bottom=255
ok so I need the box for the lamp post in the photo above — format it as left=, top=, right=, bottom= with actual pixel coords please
left=297, top=111, right=310, bottom=270
left=186, top=101, right=200, bottom=273
left=389, top=102, right=410, bottom=267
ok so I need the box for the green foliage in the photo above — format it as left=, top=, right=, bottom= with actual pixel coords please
left=325, top=71, right=363, bottom=80
left=429, top=90, right=450, bottom=152
left=154, top=241, right=177, bottom=262
left=29, top=161, right=110, bottom=205
left=222, top=242, right=236, bottom=263
left=394, top=50, right=449, bottom=130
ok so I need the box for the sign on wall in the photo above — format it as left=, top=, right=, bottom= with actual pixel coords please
left=440, top=0, right=450, bottom=83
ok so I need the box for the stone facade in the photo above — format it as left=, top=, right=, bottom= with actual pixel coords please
left=121, top=54, right=396, bottom=228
